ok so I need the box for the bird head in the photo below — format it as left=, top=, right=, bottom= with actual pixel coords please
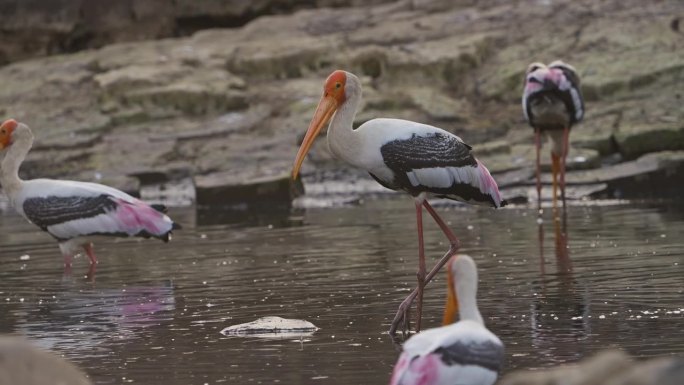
left=0, top=119, right=19, bottom=150
left=524, top=60, right=580, bottom=94
left=291, top=70, right=349, bottom=180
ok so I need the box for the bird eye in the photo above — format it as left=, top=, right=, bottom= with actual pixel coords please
left=335, top=82, right=341, bottom=89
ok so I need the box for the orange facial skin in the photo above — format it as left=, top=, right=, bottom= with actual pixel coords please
left=291, top=70, right=348, bottom=179
left=0, top=119, right=18, bottom=150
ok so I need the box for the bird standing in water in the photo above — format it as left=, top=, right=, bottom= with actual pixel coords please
left=389, top=254, right=504, bottom=385
left=522, top=61, right=584, bottom=209
left=0, top=119, right=180, bottom=270
left=292, top=70, right=506, bottom=334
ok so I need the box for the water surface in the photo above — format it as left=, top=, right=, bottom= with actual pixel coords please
left=0, top=199, right=682, bottom=384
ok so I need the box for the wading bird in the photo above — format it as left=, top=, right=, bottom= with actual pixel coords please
left=389, top=255, right=504, bottom=385
left=0, top=119, right=180, bottom=268
left=522, top=61, right=584, bottom=209
left=291, top=70, right=506, bottom=334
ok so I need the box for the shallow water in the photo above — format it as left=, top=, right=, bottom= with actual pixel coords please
left=0, top=198, right=683, bottom=384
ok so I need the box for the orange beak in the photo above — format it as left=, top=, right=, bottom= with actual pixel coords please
left=442, top=261, right=459, bottom=325
left=291, top=94, right=339, bottom=179
left=0, top=119, right=18, bottom=150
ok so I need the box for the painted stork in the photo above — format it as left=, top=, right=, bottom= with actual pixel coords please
left=389, top=254, right=504, bottom=385
left=0, top=119, right=181, bottom=268
left=522, top=60, right=584, bottom=209
left=291, top=70, right=506, bottom=334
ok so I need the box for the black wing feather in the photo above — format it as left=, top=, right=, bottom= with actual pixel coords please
left=380, top=133, right=475, bottom=173
left=378, top=132, right=489, bottom=202
left=23, top=195, right=118, bottom=231
left=434, top=339, right=505, bottom=373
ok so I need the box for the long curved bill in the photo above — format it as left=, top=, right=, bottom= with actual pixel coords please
left=291, top=94, right=339, bottom=179
left=442, top=261, right=459, bottom=325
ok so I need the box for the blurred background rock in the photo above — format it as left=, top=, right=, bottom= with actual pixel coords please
left=0, top=335, right=92, bottom=385
left=0, top=0, right=681, bottom=206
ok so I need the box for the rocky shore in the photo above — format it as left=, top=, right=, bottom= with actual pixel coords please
left=0, top=0, right=682, bottom=207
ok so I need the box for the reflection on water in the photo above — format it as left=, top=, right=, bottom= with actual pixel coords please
left=0, top=199, right=683, bottom=384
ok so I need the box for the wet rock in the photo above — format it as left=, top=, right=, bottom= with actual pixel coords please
left=220, top=316, right=319, bottom=338
left=195, top=169, right=302, bottom=207
left=499, top=350, right=684, bottom=385
left=585, top=151, right=684, bottom=199
left=614, top=122, right=684, bottom=160
left=479, top=144, right=601, bottom=174
left=570, top=112, right=619, bottom=155
left=499, top=151, right=684, bottom=201
left=129, top=168, right=196, bottom=207
left=0, top=336, right=91, bottom=385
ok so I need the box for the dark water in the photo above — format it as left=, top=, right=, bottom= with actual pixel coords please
left=0, top=198, right=683, bottom=384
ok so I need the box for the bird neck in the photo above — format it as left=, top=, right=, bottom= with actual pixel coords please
left=0, top=136, right=30, bottom=198
left=456, top=273, right=484, bottom=325
left=327, top=91, right=364, bottom=167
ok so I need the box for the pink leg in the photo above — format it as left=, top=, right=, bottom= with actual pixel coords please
left=535, top=129, right=542, bottom=212
left=389, top=246, right=460, bottom=335
left=83, top=243, right=98, bottom=265
left=422, top=200, right=460, bottom=248
left=86, top=263, right=97, bottom=282
left=62, top=255, right=73, bottom=277
left=560, top=126, right=570, bottom=210
left=389, top=200, right=461, bottom=336
left=415, top=200, right=426, bottom=333
left=63, top=253, right=73, bottom=268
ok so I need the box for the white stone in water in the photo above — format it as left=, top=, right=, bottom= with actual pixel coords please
left=220, top=316, right=319, bottom=338
left=19, top=255, right=30, bottom=261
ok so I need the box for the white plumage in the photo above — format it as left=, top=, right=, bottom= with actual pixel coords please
left=292, top=71, right=506, bottom=334
left=390, top=255, right=504, bottom=385
left=0, top=119, right=179, bottom=268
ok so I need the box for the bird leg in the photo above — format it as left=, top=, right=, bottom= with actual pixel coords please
left=535, top=129, right=542, bottom=212
left=415, top=200, right=426, bottom=333
left=83, top=243, right=98, bottom=265
left=560, top=126, right=570, bottom=210
left=551, top=152, right=561, bottom=211
left=422, top=200, right=460, bottom=248
left=62, top=254, right=73, bottom=277
left=388, top=200, right=461, bottom=336
left=86, top=263, right=97, bottom=283
left=63, top=253, right=73, bottom=268
left=538, top=222, right=546, bottom=276
left=389, top=246, right=459, bottom=335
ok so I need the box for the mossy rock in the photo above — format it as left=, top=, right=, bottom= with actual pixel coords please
left=614, top=122, right=684, bottom=160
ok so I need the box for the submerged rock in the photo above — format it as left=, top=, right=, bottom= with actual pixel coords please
left=220, top=316, right=319, bottom=338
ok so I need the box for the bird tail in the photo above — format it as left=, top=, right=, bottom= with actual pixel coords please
left=114, top=199, right=181, bottom=242
left=475, top=159, right=506, bottom=208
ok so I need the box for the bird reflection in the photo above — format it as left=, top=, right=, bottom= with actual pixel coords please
left=63, top=262, right=97, bottom=282
left=532, top=206, right=590, bottom=364
left=14, top=282, right=175, bottom=354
